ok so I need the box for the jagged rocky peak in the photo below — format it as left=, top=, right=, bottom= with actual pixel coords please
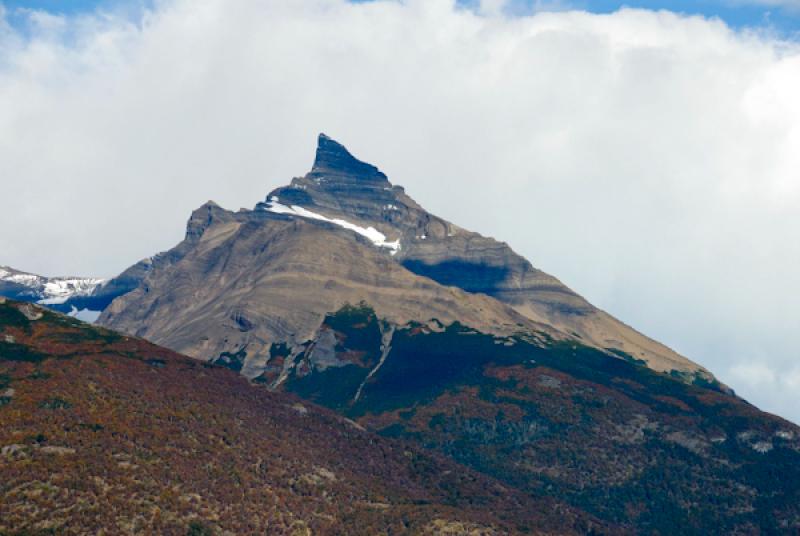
left=254, top=134, right=705, bottom=377
left=185, top=199, right=232, bottom=240
left=263, top=134, right=414, bottom=222
left=310, top=133, right=388, bottom=183
left=103, top=133, right=708, bottom=384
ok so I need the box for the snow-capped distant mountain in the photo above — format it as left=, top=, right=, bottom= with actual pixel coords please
left=0, top=266, right=107, bottom=321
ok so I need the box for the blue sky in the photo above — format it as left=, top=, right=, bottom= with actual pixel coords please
left=461, top=0, right=800, bottom=35
left=3, top=0, right=800, bottom=35
left=572, top=0, right=799, bottom=32
left=0, top=0, right=153, bottom=22
left=3, top=0, right=106, bottom=13
left=2, top=0, right=132, bottom=12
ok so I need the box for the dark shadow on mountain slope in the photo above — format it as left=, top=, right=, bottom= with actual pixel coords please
left=401, top=259, right=510, bottom=295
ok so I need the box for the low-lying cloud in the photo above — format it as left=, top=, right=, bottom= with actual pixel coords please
left=0, top=0, right=798, bottom=423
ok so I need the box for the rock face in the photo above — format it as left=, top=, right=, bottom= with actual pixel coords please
left=0, top=299, right=596, bottom=534
left=99, top=133, right=706, bottom=380
left=270, top=135, right=703, bottom=376
left=312, top=132, right=389, bottom=183
left=100, top=199, right=547, bottom=380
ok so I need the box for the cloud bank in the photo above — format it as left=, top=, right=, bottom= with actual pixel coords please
left=0, top=0, right=798, bottom=423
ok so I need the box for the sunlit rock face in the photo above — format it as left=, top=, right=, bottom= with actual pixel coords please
left=266, top=134, right=708, bottom=377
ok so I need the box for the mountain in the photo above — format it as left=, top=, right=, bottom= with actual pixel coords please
left=91, top=134, right=800, bottom=533
left=0, top=265, right=107, bottom=319
left=273, top=134, right=702, bottom=377
left=0, top=264, right=144, bottom=323
left=99, top=134, right=706, bottom=382
left=0, top=297, right=605, bottom=535
left=98, top=192, right=556, bottom=380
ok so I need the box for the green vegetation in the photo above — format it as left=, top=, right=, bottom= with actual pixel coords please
left=43, top=310, right=85, bottom=329
left=38, top=398, right=72, bottom=410
left=281, top=304, right=800, bottom=534
left=186, top=521, right=213, bottom=536
left=286, top=364, right=369, bottom=410
left=283, top=304, right=384, bottom=410
left=215, top=348, right=247, bottom=372
left=46, top=326, right=121, bottom=345
left=269, top=342, right=291, bottom=359
left=0, top=304, right=31, bottom=332
left=0, top=341, right=47, bottom=362
left=324, top=302, right=383, bottom=356
left=77, top=423, right=105, bottom=432
left=25, top=433, right=47, bottom=444
left=27, top=370, right=51, bottom=380
left=605, top=347, right=646, bottom=366
left=351, top=321, right=526, bottom=415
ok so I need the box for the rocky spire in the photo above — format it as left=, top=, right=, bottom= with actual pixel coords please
left=309, top=133, right=388, bottom=183
left=264, top=133, right=399, bottom=219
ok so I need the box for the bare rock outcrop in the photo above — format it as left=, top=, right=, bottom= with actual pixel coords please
left=98, top=133, right=710, bottom=382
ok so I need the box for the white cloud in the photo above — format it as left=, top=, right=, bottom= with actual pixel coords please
left=0, top=0, right=798, bottom=423
left=725, top=362, right=800, bottom=421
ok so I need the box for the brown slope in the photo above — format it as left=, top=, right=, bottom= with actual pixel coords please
left=273, top=304, right=800, bottom=534
left=97, top=134, right=708, bottom=387
left=266, top=134, right=706, bottom=378
left=99, top=201, right=558, bottom=380
left=0, top=298, right=606, bottom=535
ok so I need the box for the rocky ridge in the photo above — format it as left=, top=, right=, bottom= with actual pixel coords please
left=98, top=133, right=709, bottom=385
left=267, top=134, right=704, bottom=377
left=99, top=199, right=552, bottom=381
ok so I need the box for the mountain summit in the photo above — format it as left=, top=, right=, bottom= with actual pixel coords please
left=262, top=134, right=708, bottom=379
left=101, top=133, right=706, bottom=381
left=311, top=133, right=389, bottom=183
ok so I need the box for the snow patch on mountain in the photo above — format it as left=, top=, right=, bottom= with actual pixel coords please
left=38, top=278, right=108, bottom=304
left=0, top=266, right=107, bottom=304
left=262, top=197, right=401, bottom=254
left=0, top=268, right=39, bottom=287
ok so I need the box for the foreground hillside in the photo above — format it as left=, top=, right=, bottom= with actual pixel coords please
left=275, top=304, right=800, bottom=534
left=0, top=298, right=602, bottom=535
